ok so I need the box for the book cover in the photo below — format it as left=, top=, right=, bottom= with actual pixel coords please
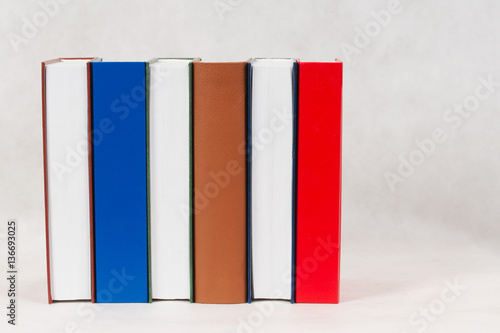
left=192, top=61, right=248, bottom=304
left=42, top=57, right=100, bottom=303
left=248, top=58, right=297, bottom=302
left=147, top=58, right=199, bottom=302
left=91, top=62, right=149, bottom=303
left=295, top=60, right=343, bottom=304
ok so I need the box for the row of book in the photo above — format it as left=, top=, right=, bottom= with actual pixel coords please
left=42, top=57, right=342, bottom=304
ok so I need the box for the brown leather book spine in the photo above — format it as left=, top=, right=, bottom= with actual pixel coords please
left=193, top=62, right=247, bottom=304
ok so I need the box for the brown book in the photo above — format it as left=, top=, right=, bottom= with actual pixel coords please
left=193, top=61, right=247, bottom=303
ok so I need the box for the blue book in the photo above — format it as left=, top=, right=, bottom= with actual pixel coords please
left=91, top=62, right=149, bottom=303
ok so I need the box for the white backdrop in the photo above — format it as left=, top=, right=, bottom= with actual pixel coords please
left=0, top=0, right=499, bottom=332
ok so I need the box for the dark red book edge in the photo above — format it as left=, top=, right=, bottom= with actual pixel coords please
left=42, top=57, right=100, bottom=304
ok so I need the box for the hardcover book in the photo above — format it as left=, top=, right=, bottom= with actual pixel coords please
left=192, top=61, right=248, bottom=304
left=91, top=62, right=150, bottom=303
left=42, top=57, right=100, bottom=303
left=248, top=58, right=297, bottom=302
left=147, top=58, right=199, bottom=301
left=295, top=60, right=343, bottom=303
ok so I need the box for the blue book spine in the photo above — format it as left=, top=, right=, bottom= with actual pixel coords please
left=91, top=62, right=149, bottom=303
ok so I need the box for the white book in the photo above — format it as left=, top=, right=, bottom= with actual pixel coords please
left=44, top=59, right=93, bottom=301
left=149, top=59, right=192, bottom=300
left=250, top=59, right=296, bottom=300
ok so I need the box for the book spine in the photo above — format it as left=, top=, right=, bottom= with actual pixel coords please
left=296, top=62, right=343, bottom=303
left=193, top=62, right=248, bottom=304
left=41, top=61, right=52, bottom=304
left=246, top=61, right=253, bottom=304
left=145, top=62, right=152, bottom=303
left=87, top=61, right=96, bottom=303
left=189, top=60, right=195, bottom=303
left=92, top=62, right=149, bottom=303
left=291, top=60, right=298, bottom=304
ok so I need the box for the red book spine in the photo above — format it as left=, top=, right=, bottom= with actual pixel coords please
left=296, top=61, right=343, bottom=303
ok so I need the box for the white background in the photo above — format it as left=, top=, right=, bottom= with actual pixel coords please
left=1, top=0, right=499, bottom=332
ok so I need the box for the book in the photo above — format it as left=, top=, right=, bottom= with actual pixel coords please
left=91, top=62, right=150, bottom=303
left=147, top=58, right=199, bottom=301
left=248, top=58, right=297, bottom=301
left=193, top=61, right=248, bottom=304
left=295, top=60, right=343, bottom=303
left=42, top=57, right=100, bottom=303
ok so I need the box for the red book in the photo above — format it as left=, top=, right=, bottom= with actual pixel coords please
left=296, top=60, right=342, bottom=303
